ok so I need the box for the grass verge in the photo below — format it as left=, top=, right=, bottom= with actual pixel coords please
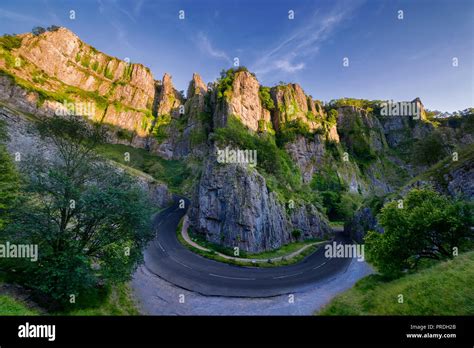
left=318, top=250, right=474, bottom=315
left=54, top=283, right=140, bottom=316
left=0, top=295, right=39, bottom=315
left=176, top=219, right=324, bottom=268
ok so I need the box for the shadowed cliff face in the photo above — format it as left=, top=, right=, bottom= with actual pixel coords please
left=188, top=150, right=332, bottom=252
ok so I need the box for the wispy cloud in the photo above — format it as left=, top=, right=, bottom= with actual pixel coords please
left=275, top=59, right=305, bottom=73
left=0, top=8, right=43, bottom=24
left=96, top=0, right=136, bottom=53
left=251, top=1, right=362, bottom=76
left=196, top=32, right=231, bottom=63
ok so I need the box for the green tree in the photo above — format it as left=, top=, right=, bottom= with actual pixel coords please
left=2, top=116, right=153, bottom=306
left=412, top=132, right=447, bottom=166
left=365, top=188, right=473, bottom=277
left=327, top=109, right=338, bottom=126
left=0, top=121, right=19, bottom=229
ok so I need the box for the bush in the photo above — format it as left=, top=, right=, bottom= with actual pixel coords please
left=276, top=119, right=312, bottom=146
left=259, top=86, right=275, bottom=110
left=32, top=26, right=46, bottom=36
left=365, top=188, right=473, bottom=278
left=291, top=229, right=302, bottom=240
left=310, top=168, right=350, bottom=221
left=412, top=132, right=447, bottom=166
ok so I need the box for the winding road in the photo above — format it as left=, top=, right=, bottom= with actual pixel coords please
left=143, top=198, right=354, bottom=298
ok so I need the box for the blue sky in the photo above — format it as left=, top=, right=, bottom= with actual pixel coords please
left=0, top=0, right=472, bottom=111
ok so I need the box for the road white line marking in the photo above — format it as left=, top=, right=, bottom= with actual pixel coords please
left=313, top=261, right=327, bottom=270
left=169, top=256, right=193, bottom=270
left=209, top=273, right=255, bottom=281
left=272, top=272, right=303, bottom=279
left=157, top=242, right=165, bottom=252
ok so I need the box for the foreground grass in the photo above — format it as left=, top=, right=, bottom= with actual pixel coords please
left=0, top=295, right=39, bottom=315
left=0, top=280, right=139, bottom=315
left=55, top=283, right=140, bottom=316
left=319, top=251, right=474, bottom=315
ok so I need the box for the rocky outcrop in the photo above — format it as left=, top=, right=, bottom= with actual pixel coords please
left=188, top=150, right=331, bottom=252
left=185, top=73, right=207, bottom=118
left=446, top=159, right=474, bottom=200
left=138, top=179, right=174, bottom=209
left=150, top=73, right=209, bottom=159
left=15, top=28, right=155, bottom=110
left=156, top=73, right=183, bottom=117
left=336, top=106, right=388, bottom=154
left=213, top=71, right=270, bottom=132
left=284, top=134, right=326, bottom=184
left=270, top=83, right=323, bottom=131
left=403, top=151, right=474, bottom=201
left=0, top=27, right=155, bottom=137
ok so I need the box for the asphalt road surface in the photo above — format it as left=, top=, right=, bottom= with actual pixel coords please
left=143, top=198, right=353, bottom=297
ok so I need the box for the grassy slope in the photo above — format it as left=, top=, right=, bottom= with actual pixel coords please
left=319, top=251, right=474, bottom=315
left=96, top=143, right=191, bottom=193
left=0, top=295, right=39, bottom=315
left=58, top=283, right=139, bottom=316
left=404, top=143, right=474, bottom=191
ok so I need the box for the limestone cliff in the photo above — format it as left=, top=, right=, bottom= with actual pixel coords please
left=188, top=150, right=331, bottom=252
left=270, top=83, right=324, bottom=131
left=0, top=27, right=155, bottom=138
left=1, top=27, right=472, bottom=254
left=213, top=70, right=270, bottom=132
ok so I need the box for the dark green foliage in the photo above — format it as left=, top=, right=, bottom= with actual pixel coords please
left=47, top=25, right=60, bottom=32
left=0, top=121, right=19, bottom=229
left=276, top=119, right=312, bottom=147
left=412, top=131, right=447, bottom=166
left=259, top=86, right=275, bottom=110
left=310, top=168, right=352, bottom=221
left=216, top=67, right=253, bottom=101
left=338, top=114, right=376, bottom=164
left=1, top=116, right=153, bottom=307
left=291, top=229, right=302, bottom=240
left=116, top=128, right=134, bottom=142
left=32, top=26, right=46, bottom=36
left=326, top=98, right=383, bottom=112
left=365, top=188, right=473, bottom=278
left=189, top=128, right=207, bottom=146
